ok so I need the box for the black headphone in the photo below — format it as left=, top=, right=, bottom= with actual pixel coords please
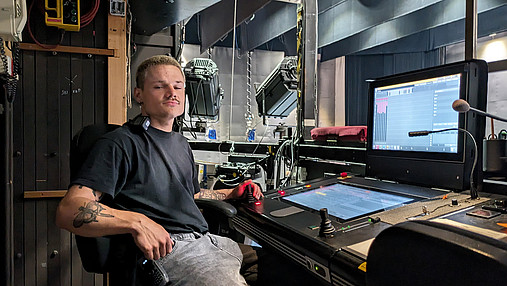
left=127, top=114, right=151, bottom=132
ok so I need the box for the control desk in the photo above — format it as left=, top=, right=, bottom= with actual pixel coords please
left=232, top=176, right=506, bottom=285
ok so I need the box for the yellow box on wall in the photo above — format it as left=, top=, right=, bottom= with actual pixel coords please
left=45, top=0, right=80, bottom=31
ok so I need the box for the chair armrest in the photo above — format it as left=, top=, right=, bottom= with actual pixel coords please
left=75, top=235, right=111, bottom=273
left=195, top=198, right=237, bottom=218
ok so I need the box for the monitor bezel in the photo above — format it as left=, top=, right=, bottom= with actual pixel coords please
left=367, top=64, right=468, bottom=163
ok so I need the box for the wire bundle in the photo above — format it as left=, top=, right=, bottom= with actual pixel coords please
left=81, top=0, right=101, bottom=28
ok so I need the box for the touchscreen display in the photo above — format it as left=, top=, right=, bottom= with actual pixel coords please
left=282, top=183, right=414, bottom=221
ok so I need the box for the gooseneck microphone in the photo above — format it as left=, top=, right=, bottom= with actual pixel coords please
left=452, top=99, right=507, bottom=123
left=408, top=128, right=479, bottom=199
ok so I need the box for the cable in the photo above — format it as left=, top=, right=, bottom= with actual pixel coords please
left=251, top=124, right=269, bottom=155
left=182, top=121, right=197, bottom=139
left=81, top=0, right=101, bottom=27
left=126, top=2, right=132, bottom=108
left=0, top=38, right=20, bottom=103
left=409, top=127, right=478, bottom=199
left=27, top=0, right=65, bottom=49
left=228, top=0, right=238, bottom=140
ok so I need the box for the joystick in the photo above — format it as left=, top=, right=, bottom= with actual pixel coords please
left=319, top=208, right=336, bottom=238
left=246, top=184, right=256, bottom=204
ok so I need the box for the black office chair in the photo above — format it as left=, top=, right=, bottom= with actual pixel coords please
left=70, top=123, right=238, bottom=285
left=366, top=220, right=507, bottom=286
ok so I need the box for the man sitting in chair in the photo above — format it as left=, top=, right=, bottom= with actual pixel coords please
left=56, top=55, right=262, bottom=285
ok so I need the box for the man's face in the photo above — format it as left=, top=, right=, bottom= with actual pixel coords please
left=135, top=64, right=185, bottom=124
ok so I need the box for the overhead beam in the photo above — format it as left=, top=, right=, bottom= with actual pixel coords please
left=241, top=1, right=297, bottom=53
left=319, top=0, right=507, bottom=60
left=131, top=0, right=220, bottom=35
left=199, top=0, right=271, bottom=54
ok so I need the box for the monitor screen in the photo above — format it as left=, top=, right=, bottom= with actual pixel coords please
left=372, top=73, right=461, bottom=153
left=366, top=60, right=488, bottom=191
left=282, top=183, right=414, bottom=221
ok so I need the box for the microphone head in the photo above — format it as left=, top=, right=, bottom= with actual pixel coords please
left=452, top=99, right=470, bottom=113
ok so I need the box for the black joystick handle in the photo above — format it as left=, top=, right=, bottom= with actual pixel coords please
left=246, top=184, right=256, bottom=203
left=319, top=208, right=336, bottom=238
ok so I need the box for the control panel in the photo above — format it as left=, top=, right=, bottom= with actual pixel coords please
left=45, top=0, right=80, bottom=31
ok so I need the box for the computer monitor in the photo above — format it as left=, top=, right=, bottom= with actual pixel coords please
left=366, top=60, right=488, bottom=191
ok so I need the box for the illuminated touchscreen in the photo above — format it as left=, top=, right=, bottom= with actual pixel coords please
left=282, top=183, right=414, bottom=221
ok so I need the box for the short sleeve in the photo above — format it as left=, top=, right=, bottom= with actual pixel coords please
left=70, top=137, right=130, bottom=198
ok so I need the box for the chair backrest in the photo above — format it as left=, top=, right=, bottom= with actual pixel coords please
left=70, top=123, right=139, bottom=283
left=366, top=220, right=507, bottom=286
left=70, top=123, right=121, bottom=180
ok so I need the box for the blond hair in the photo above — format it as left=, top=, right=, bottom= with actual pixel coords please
left=135, top=55, right=184, bottom=90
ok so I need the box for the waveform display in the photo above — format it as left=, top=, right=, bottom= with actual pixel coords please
left=374, top=98, right=388, bottom=143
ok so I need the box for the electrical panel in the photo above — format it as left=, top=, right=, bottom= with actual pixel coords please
left=45, top=0, right=80, bottom=31
left=110, top=0, right=125, bottom=17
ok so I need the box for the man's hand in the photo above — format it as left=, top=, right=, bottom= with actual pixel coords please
left=230, top=180, right=263, bottom=200
left=130, top=213, right=174, bottom=260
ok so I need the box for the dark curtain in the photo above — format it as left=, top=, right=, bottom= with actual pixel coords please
left=345, top=49, right=443, bottom=125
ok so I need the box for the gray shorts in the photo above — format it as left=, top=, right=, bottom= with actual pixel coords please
left=159, top=232, right=247, bottom=286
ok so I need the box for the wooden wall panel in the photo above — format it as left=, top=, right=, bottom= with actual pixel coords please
left=59, top=231, right=72, bottom=286
left=59, top=53, right=71, bottom=189
left=15, top=44, right=108, bottom=286
left=35, top=52, right=48, bottom=192
left=23, top=201, right=36, bottom=286
left=21, top=50, right=36, bottom=286
left=35, top=201, right=48, bottom=284
left=16, top=49, right=108, bottom=286
left=13, top=1, right=123, bottom=285
left=47, top=200, right=61, bottom=286
left=47, top=53, right=60, bottom=190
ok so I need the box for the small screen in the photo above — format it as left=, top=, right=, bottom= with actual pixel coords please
left=372, top=73, right=461, bottom=153
left=282, top=183, right=414, bottom=221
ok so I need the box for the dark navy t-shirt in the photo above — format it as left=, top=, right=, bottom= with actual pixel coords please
left=71, top=124, right=208, bottom=234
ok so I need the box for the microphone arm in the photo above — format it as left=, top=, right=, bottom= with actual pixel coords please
left=408, top=128, right=479, bottom=199
left=467, top=106, right=507, bottom=123
left=452, top=99, right=507, bottom=123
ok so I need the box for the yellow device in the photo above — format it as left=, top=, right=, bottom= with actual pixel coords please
left=45, top=0, right=80, bottom=31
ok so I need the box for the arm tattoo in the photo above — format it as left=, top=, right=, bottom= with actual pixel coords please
left=72, top=201, right=114, bottom=228
left=197, top=189, right=227, bottom=200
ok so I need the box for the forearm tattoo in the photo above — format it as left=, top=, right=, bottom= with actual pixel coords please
left=197, top=189, right=227, bottom=200
left=73, top=201, right=114, bottom=228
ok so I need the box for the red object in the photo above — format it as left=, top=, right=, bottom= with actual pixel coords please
left=340, top=172, right=348, bottom=178
left=278, top=190, right=286, bottom=196
left=254, top=201, right=262, bottom=206
left=311, top=126, right=367, bottom=142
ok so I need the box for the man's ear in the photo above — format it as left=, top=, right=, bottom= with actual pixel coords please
left=133, top=87, right=143, bottom=104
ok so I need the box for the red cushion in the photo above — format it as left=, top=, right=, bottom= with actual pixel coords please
left=311, top=126, right=367, bottom=142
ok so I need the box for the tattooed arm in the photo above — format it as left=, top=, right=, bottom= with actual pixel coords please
left=194, top=188, right=229, bottom=200
left=194, top=179, right=263, bottom=200
left=55, top=184, right=173, bottom=260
